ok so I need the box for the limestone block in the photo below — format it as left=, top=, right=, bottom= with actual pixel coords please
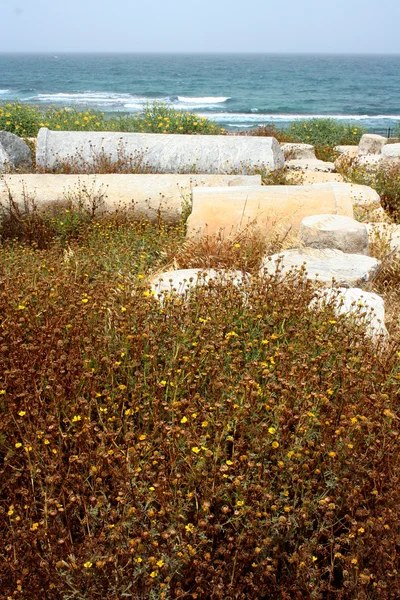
left=260, top=248, right=380, bottom=287
left=187, top=182, right=354, bottom=239
left=309, top=287, right=388, bottom=341
left=149, top=268, right=249, bottom=300
left=334, top=145, right=358, bottom=156
left=286, top=158, right=335, bottom=172
left=0, top=131, right=32, bottom=169
left=0, top=174, right=260, bottom=223
left=0, top=145, right=9, bottom=171
left=356, top=155, right=383, bottom=170
left=296, top=171, right=344, bottom=185
left=381, top=143, right=400, bottom=159
left=281, top=143, right=316, bottom=160
left=358, top=134, right=387, bottom=156
left=347, top=184, right=381, bottom=209
left=300, top=214, right=369, bottom=254
left=36, top=128, right=284, bottom=174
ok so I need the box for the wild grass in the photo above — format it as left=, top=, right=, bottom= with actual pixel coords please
left=337, top=155, right=400, bottom=222
left=0, top=205, right=399, bottom=599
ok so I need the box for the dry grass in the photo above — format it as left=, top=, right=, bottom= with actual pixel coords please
left=0, top=211, right=399, bottom=599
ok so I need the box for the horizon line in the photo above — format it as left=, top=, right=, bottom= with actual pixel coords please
left=1, top=51, right=400, bottom=56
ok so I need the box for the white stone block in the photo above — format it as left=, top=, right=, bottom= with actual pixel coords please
left=260, top=248, right=380, bottom=287
left=310, top=287, right=388, bottom=341
left=358, top=134, right=387, bottom=156
left=286, top=158, right=335, bottom=172
left=281, top=143, right=316, bottom=160
left=300, top=214, right=369, bottom=254
left=36, top=128, right=284, bottom=174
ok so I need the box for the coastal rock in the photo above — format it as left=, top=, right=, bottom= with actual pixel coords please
left=300, top=214, right=369, bottom=254
left=260, top=248, right=380, bottom=287
left=0, top=173, right=260, bottom=223
left=36, top=128, right=284, bottom=174
left=309, top=287, right=388, bottom=341
left=381, top=143, right=400, bottom=159
left=187, top=182, right=354, bottom=239
left=286, top=158, right=335, bottom=172
left=281, top=143, right=316, bottom=160
left=149, top=268, right=249, bottom=300
left=358, top=134, right=387, bottom=156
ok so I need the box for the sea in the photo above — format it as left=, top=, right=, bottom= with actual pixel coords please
left=0, top=53, right=399, bottom=132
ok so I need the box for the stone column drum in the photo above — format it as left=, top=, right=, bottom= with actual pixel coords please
left=0, top=174, right=261, bottom=223
left=36, top=128, right=285, bottom=174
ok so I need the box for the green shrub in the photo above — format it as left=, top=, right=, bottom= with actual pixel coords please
left=289, top=118, right=366, bottom=147
left=0, top=102, right=221, bottom=138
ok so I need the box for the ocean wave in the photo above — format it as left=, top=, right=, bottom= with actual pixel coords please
left=177, top=96, right=230, bottom=104
left=32, top=91, right=232, bottom=111
left=198, top=112, right=400, bottom=123
left=0, top=89, right=10, bottom=94
left=36, top=91, right=140, bottom=105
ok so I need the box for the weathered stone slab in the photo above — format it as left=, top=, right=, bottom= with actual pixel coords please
left=187, top=182, right=354, bottom=239
left=334, top=145, right=358, bottom=156
left=309, top=287, right=388, bottom=341
left=300, top=214, right=369, bottom=254
left=286, top=158, right=335, bottom=172
left=0, top=131, right=32, bottom=169
left=0, top=145, right=9, bottom=171
left=381, top=143, right=400, bottom=159
left=358, top=134, right=387, bottom=156
left=0, top=174, right=260, bottom=223
left=281, top=143, right=316, bottom=160
left=296, top=171, right=344, bottom=184
left=36, top=128, right=284, bottom=174
left=149, top=268, right=249, bottom=300
left=347, top=184, right=381, bottom=209
left=260, top=248, right=380, bottom=287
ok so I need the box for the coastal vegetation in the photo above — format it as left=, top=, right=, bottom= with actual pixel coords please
left=0, top=102, right=222, bottom=137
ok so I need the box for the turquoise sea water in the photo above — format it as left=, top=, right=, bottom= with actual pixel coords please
left=0, top=53, right=399, bottom=131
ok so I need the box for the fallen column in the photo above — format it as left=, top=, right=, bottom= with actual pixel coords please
left=186, top=182, right=355, bottom=239
left=0, top=173, right=261, bottom=223
left=36, top=128, right=285, bottom=174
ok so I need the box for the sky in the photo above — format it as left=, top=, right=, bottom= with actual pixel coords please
left=2, top=0, right=400, bottom=54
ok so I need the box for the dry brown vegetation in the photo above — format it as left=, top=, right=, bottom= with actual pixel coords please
left=0, top=205, right=399, bottom=599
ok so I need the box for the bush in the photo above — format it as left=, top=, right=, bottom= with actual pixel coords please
left=289, top=119, right=366, bottom=148
left=0, top=102, right=221, bottom=138
left=0, top=218, right=399, bottom=599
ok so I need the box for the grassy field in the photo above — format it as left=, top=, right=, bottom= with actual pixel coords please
left=1, top=104, right=400, bottom=599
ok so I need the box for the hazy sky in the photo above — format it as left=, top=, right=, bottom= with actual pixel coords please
left=3, top=0, right=400, bottom=53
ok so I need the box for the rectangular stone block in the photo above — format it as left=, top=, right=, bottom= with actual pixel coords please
left=36, top=128, right=284, bottom=174
left=0, top=174, right=261, bottom=223
left=186, top=182, right=355, bottom=238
